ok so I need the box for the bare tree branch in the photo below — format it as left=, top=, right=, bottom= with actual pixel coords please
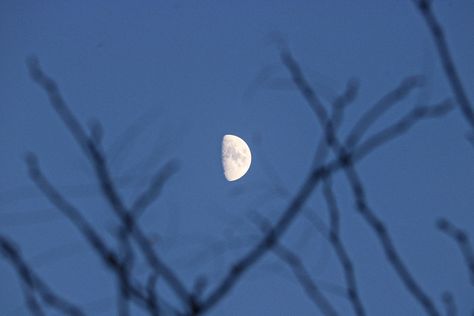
left=25, top=154, right=159, bottom=315
left=194, top=77, right=452, bottom=315
left=273, top=244, right=339, bottom=316
left=313, top=79, right=359, bottom=167
left=20, top=38, right=462, bottom=315
left=413, top=0, right=474, bottom=130
left=252, top=213, right=339, bottom=316
left=282, top=48, right=441, bottom=316
left=437, top=218, right=474, bottom=286
left=354, top=101, right=453, bottom=160
left=131, top=160, right=180, bottom=218
left=27, top=58, right=192, bottom=310
left=345, top=76, right=423, bottom=148
left=0, top=235, right=85, bottom=316
left=21, top=281, right=46, bottom=316
left=441, top=291, right=457, bottom=316
left=194, top=85, right=450, bottom=314
left=322, top=178, right=366, bottom=316
left=146, top=273, right=160, bottom=316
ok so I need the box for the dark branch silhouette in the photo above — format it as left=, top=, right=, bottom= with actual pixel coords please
left=0, top=235, right=85, bottom=316
left=313, top=78, right=359, bottom=167
left=21, top=281, right=46, bottom=316
left=131, top=160, right=180, bottom=218
left=281, top=47, right=442, bottom=316
left=2, top=6, right=469, bottom=313
left=345, top=76, right=422, bottom=148
left=413, top=0, right=474, bottom=130
left=252, top=213, right=339, bottom=316
left=437, top=218, right=474, bottom=286
left=441, top=292, right=457, bottom=316
left=27, top=58, right=190, bottom=313
left=193, top=58, right=451, bottom=315
left=354, top=101, right=453, bottom=160
left=322, top=178, right=366, bottom=316
left=25, top=153, right=160, bottom=315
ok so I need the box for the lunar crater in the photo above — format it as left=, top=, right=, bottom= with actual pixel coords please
left=222, top=134, right=252, bottom=181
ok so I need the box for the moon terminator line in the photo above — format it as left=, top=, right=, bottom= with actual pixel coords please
left=222, top=134, right=252, bottom=181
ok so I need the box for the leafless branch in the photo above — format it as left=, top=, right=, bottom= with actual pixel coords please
left=146, top=273, right=160, bottom=315
left=354, top=101, right=453, bottom=160
left=131, top=160, right=180, bottom=218
left=437, top=218, right=474, bottom=286
left=313, top=79, right=359, bottom=167
left=282, top=48, right=441, bottom=316
left=345, top=76, right=423, bottom=148
left=25, top=154, right=159, bottom=315
left=18, top=27, right=465, bottom=315
left=332, top=79, right=359, bottom=129
left=322, top=178, right=366, bottom=316
left=441, top=291, right=457, bottom=316
left=252, top=213, right=339, bottom=316
left=413, top=0, right=474, bottom=131
left=193, top=83, right=449, bottom=315
left=27, top=58, right=192, bottom=310
left=21, top=281, right=46, bottom=316
left=0, top=235, right=85, bottom=316
left=273, top=244, right=339, bottom=316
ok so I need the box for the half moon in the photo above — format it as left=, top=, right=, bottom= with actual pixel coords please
left=222, top=134, right=252, bottom=181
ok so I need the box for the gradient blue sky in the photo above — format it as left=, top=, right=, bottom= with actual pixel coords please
left=1, top=1, right=473, bottom=315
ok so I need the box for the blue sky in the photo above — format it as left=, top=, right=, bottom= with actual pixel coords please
left=1, top=1, right=473, bottom=315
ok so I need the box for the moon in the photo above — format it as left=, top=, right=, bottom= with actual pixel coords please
left=222, top=134, right=252, bottom=181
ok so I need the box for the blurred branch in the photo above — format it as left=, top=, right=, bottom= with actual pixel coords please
left=345, top=76, right=422, bottom=148
left=252, top=214, right=339, bottom=316
left=117, top=277, right=130, bottom=316
left=27, top=59, right=189, bottom=311
left=437, top=218, right=474, bottom=286
left=313, top=79, right=359, bottom=167
left=273, top=244, right=338, bottom=316
left=26, top=154, right=116, bottom=266
left=0, top=235, right=85, bottom=316
left=146, top=273, right=160, bottom=315
left=194, top=79, right=449, bottom=315
left=282, top=47, right=441, bottom=316
left=413, top=0, right=474, bottom=130
left=131, top=160, right=180, bottom=218
left=332, top=79, right=359, bottom=129
left=21, top=282, right=46, bottom=316
left=25, top=154, right=159, bottom=315
left=354, top=101, right=453, bottom=160
left=441, top=292, right=457, bottom=316
left=322, top=178, right=366, bottom=316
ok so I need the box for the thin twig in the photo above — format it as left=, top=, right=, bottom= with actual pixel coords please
left=413, top=0, right=474, bottom=130
left=441, top=291, right=457, bottom=316
left=195, top=98, right=448, bottom=314
left=25, top=154, right=158, bottom=314
left=21, top=282, right=46, bottom=316
left=345, top=76, right=423, bottom=148
left=355, top=101, right=453, bottom=160
left=27, top=58, right=191, bottom=309
left=313, top=79, right=359, bottom=167
left=322, top=178, right=366, bottom=316
left=282, top=48, right=441, bottom=316
left=131, top=160, right=180, bottom=218
left=437, top=218, right=474, bottom=286
left=0, top=235, right=85, bottom=316
left=252, top=214, right=339, bottom=316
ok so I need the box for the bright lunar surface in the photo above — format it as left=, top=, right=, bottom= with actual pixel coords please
left=222, top=134, right=252, bottom=181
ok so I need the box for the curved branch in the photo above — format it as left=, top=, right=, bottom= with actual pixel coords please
left=0, top=235, right=85, bottom=316
left=282, top=48, right=441, bottom=316
left=437, top=218, right=474, bottom=286
left=413, top=0, right=474, bottom=130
